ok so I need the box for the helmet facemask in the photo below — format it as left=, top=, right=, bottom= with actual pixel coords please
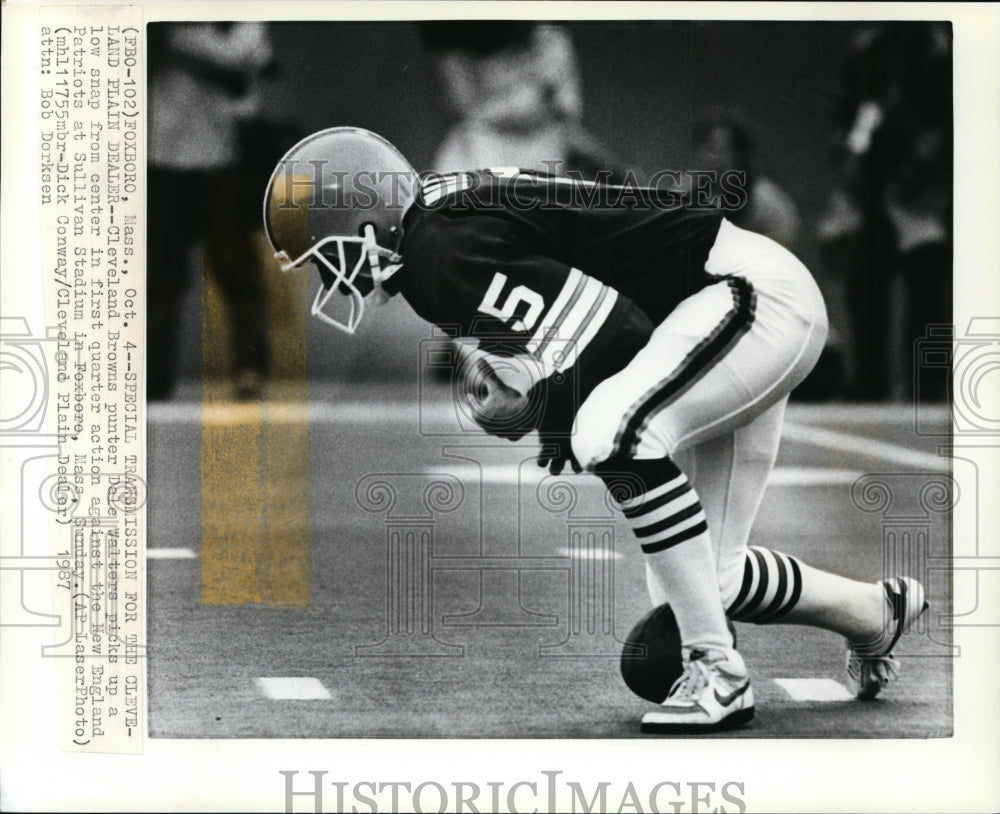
left=276, top=224, right=402, bottom=334
left=263, top=127, right=416, bottom=334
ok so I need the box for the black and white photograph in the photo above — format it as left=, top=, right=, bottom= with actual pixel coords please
left=147, top=19, right=955, bottom=740
left=2, top=3, right=999, bottom=813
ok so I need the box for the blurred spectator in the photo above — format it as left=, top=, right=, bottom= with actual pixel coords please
left=687, top=113, right=846, bottom=400
left=148, top=23, right=279, bottom=400
left=689, top=113, right=801, bottom=251
left=419, top=21, right=631, bottom=180
left=419, top=21, right=635, bottom=384
left=817, top=23, right=952, bottom=401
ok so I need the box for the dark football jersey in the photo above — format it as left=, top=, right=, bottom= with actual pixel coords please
left=396, top=169, right=724, bottom=434
left=399, top=168, right=723, bottom=329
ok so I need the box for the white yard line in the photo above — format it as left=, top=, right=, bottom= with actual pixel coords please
left=554, top=547, right=623, bottom=560
left=146, top=548, right=197, bottom=560
left=150, top=401, right=950, bottom=472
left=774, top=678, right=854, bottom=702
left=426, top=465, right=864, bottom=487
left=781, top=422, right=949, bottom=471
left=760, top=467, right=862, bottom=486
left=256, top=677, right=332, bottom=700
left=786, top=403, right=950, bottom=425
left=424, top=464, right=556, bottom=484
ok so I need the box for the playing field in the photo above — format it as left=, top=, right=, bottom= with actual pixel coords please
left=147, top=384, right=953, bottom=739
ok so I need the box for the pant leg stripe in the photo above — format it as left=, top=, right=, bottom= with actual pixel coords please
left=610, top=277, right=756, bottom=460
left=639, top=519, right=709, bottom=554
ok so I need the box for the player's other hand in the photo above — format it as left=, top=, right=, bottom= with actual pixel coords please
left=537, top=431, right=582, bottom=476
left=464, top=359, right=533, bottom=441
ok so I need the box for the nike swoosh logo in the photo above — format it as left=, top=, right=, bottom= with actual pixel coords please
left=715, top=681, right=750, bottom=707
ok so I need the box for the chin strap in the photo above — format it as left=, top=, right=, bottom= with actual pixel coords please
left=367, top=260, right=402, bottom=307
left=305, top=228, right=404, bottom=331
left=364, top=223, right=403, bottom=303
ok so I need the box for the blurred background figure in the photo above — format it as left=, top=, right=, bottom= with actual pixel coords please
left=419, top=21, right=631, bottom=180
left=686, top=113, right=846, bottom=399
left=817, top=23, right=952, bottom=401
left=689, top=112, right=801, bottom=251
left=146, top=22, right=951, bottom=404
left=148, top=23, right=285, bottom=400
left=419, top=21, right=636, bottom=384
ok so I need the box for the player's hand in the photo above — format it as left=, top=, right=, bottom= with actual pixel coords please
left=537, top=431, right=582, bottom=476
left=464, top=359, right=533, bottom=441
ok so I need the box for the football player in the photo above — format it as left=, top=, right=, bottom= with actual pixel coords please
left=263, top=127, right=928, bottom=733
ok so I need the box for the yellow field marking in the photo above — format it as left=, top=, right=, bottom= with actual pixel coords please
left=199, top=236, right=310, bottom=607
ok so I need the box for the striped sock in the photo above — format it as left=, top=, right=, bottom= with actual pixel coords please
left=726, top=546, right=804, bottom=623
left=598, top=457, right=731, bottom=656
left=599, top=458, right=709, bottom=554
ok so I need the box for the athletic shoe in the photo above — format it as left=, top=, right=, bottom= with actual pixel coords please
left=846, top=577, right=928, bottom=700
left=640, top=648, right=754, bottom=734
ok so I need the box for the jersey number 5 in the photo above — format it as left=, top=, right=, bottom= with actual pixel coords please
left=478, top=272, right=544, bottom=332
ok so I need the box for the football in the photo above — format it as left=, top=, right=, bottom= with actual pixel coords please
left=620, top=604, right=738, bottom=703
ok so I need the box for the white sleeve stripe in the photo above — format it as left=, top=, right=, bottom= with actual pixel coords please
left=545, top=275, right=605, bottom=349
left=527, top=271, right=621, bottom=378
left=532, top=283, right=617, bottom=376
left=537, top=339, right=575, bottom=377
left=526, top=268, right=585, bottom=354
left=422, top=172, right=463, bottom=191
left=571, top=284, right=610, bottom=345
left=421, top=181, right=453, bottom=205
left=421, top=174, right=472, bottom=205
left=573, top=286, right=618, bottom=360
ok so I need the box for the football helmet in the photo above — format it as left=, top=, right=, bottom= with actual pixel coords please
left=263, top=127, right=416, bottom=333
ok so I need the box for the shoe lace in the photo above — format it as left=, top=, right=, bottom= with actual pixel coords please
left=847, top=648, right=899, bottom=684
left=846, top=650, right=862, bottom=682
left=667, top=654, right=712, bottom=701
